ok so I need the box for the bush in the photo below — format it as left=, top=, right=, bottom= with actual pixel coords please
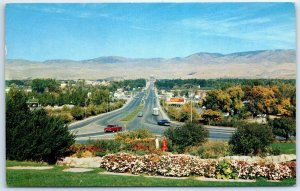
left=92, top=139, right=121, bottom=154
left=229, top=123, right=274, bottom=155
left=164, top=122, right=208, bottom=153
left=6, top=90, right=75, bottom=164
left=208, top=116, right=249, bottom=128
left=70, top=106, right=85, bottom=120
left=189, top=141, right=231, bottom=159
left=114, top=129, right=153, bottom=143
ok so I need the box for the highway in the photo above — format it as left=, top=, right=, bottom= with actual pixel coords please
left=69, top=81, right=236, bottom=142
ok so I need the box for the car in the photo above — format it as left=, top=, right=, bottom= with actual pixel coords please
left=104, top=124, right=122, bottom=132
left=157, top=119, right=171, bottom=126
left=137, top=112, right=143, bottom=117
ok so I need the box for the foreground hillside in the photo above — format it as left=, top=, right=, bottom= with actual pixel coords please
left=6, top=49, right=296, bottom=80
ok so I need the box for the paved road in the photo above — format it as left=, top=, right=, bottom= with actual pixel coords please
left=69, top=82, right=236, bottom=141
left=69, top=91, right=145, bottom=140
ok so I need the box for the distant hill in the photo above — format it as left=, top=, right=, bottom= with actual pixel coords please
left=5, top=49, right=296, bottom=80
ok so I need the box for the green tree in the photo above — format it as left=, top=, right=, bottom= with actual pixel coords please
left=269, top=117, right=296, bottom=141
left=6, top=90, right=75, bottom=163
left=164, top=122, right=208, bottom=153
left=229, top=123, right=274, bottom=155
left=31, top=78, right=59, bottom=93
left=204, top=90, right=232, bottom=112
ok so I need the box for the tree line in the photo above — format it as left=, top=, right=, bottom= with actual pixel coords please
left=155, top=78, right=295, bottom=90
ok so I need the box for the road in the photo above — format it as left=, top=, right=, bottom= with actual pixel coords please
left=69, top=81, right=236, bottom=142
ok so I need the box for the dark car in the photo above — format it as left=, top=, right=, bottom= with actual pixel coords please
left=157, top=119, right=171, bottom=126
left=104, top=124, right=122, bottom=132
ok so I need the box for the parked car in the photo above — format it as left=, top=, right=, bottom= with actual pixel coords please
left=137, top=112, right=143, bottom=117
left=104, top=124, right=122, bottom=132
left=157, top=119, right=171, bottom=126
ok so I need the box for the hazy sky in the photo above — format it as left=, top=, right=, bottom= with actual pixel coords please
left=5, top=3, right=295, bottom=61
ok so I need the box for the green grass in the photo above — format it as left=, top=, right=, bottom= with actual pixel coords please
left=121, top=104, right=144, bottom=122
left=6, top=160, right=49, bottom=167
left=271, top=142, right=296, bottom=154
left=6, top=160, right=296, bottom=187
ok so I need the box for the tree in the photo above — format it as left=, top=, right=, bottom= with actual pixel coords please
left=226, top=86, right=244, bottom=115
left=178, top=103, right=201, bottom=122
left=201, top=109, right=223, bottom=125
left=204, top=90, right=232, bottom=112
left=269, top=117, right=296, bottom=141
left=244, top=86, right=277, bottom=115
left=31, top=78, right=59, bottom=93
left=229, top=123, right=274, bottom=155
left=164, top=122, right=208, bottom=153
left=6, top=90, right=75, bottom=163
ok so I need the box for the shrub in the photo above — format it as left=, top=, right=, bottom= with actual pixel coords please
left=164, top=122, right=208, bottom=153
left=91, top=139, right=121, bottom=154
left=229, top=123, right=274, bottom=155
left=70, top=106, right=85, bottom=120
left=208, top=116, right=249, bottom=128
left=57, top=112, right=74, bottom=123
left=189, top=141, right=231, bottom=159
left=114, top=129, right=153, bottom=143
left=6, top=90, right=75, bottom=164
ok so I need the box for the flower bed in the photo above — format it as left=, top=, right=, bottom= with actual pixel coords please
left=100, top=153, right=296, bottom=180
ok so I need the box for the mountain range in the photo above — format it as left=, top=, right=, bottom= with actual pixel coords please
left=5, top=49, right=296, bottom=80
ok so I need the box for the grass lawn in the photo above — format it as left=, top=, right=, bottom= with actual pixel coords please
left=6, top=160, right=296, bottom=187
left=271, top=142, right=296, bottom=154
left=121, top=104, right=144, bottom=122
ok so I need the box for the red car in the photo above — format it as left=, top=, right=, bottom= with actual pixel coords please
left=104, top=124, right=123, bottom=132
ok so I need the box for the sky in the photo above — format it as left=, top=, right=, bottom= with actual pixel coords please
left=5, top=3, right=295, bottom=61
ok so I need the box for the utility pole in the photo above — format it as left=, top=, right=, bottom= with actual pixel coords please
left=107, top=95, right=110, bottom=112
left=190, top=86, right=193, bottom=123
left=84, top=98, right=87, bottom=118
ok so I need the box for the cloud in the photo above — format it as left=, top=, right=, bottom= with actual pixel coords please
left=130, top=25, right=158, bottom=32
left=176, top=14, right=294, bottom=46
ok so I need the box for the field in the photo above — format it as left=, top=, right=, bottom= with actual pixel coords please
left=6, top=160, right=296, bottom=187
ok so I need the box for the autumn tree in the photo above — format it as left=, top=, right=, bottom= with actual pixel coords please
left=226, top=86, right=244, bottom=115
left=275, top=84, right=296, bottom=117
left=244, top=86, right=277, bottom=115
left=178, top=103, right=201, bottom=122
left=201, top=109, right=223, bottom=125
